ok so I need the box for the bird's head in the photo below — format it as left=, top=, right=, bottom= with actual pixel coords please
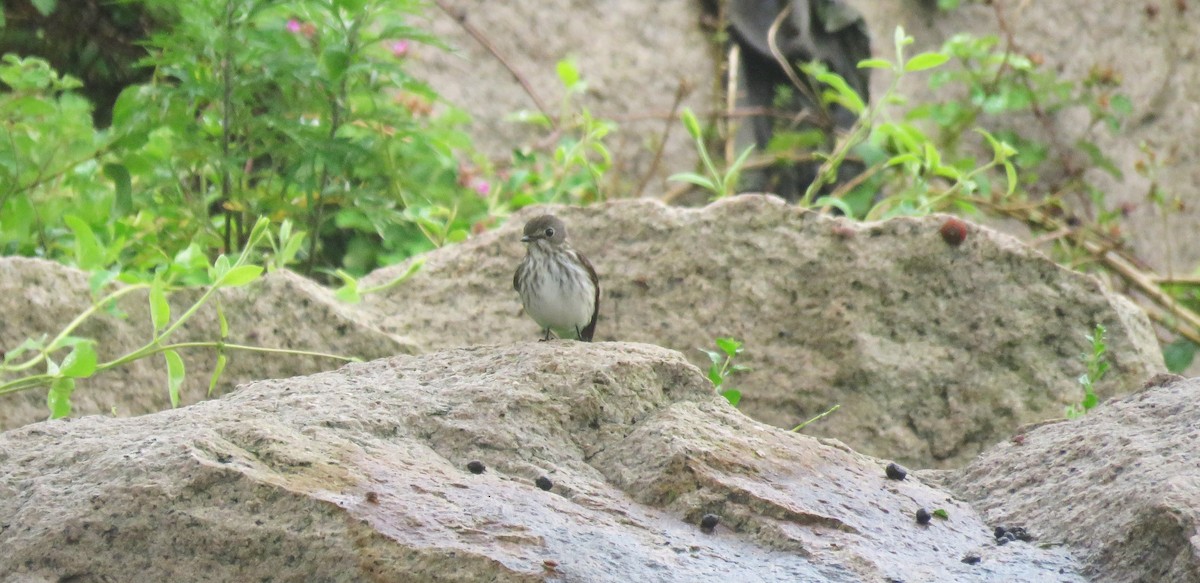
left=520, top=215, right=568, bottom=247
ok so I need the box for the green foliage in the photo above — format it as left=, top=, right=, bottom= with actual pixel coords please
left=500, top=58, right=617, bottom=209
left=1163, top=338, right=1196, bottom=374
left=670, top=107, right=754, bottom=200
left=791, top=404, right=840, bottom=432
left=0, top=217, right=358, bottom=419
left=702, top=337, right=749, bottom=406
left=2, top=0, right=482, bottom=280
left=1065, top=324, right=1110, bottom=419
left=0, top=55, right=110, bottom=261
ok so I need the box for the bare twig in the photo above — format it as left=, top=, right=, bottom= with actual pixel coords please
left=1152, top=276, right=1200, bottom=286
left=725, top=43, right=741, bottom=165
left=632, top=80, right=692, bottom=199
left=610, top=106, right=809, bottom=124
left=971, top=195, right=1200, bottom=344
left=765, top=3, right=830, bottom=128
left=432, top=0, right=557, bottom=129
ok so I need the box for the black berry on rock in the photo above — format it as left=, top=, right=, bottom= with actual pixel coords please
left=700, top=513, right=720, bottom=533
left=916, top=508, right=932, bottom=525
left=466, top=460, right=486, bottom=474
left=885, top=462, right=908, bottom=481
left=535, top=476, right=553, bottom=491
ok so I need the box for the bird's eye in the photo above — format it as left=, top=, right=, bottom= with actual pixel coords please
left=544, top=227, right=555, bottom=238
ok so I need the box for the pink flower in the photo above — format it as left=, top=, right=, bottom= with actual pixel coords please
left=389, top=40, right=410, bottom=58
left=286, top=19, right=302, bottom=33
left=470, top=178, right=490, bottom=197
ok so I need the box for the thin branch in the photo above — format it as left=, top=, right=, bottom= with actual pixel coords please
left=765, top=3, right=830, bottom=127
left=631, top=80, right=691, bottom=199
left=724, top=43, right=741, bottom=165
left=432, top=0, right=557, bottom=129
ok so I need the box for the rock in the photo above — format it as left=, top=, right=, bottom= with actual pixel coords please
left=950, top=374, right=1200, bottom=583
left=409, top=0, right=714, bottom=197
left=0, top=258, right=414, bottom=431
left=0, top=342, right=1083, bottom=582
left=362, top=196, right=1164, bottom=467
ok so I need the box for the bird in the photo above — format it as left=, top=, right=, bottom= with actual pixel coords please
left=513, top=214, right=600, bottom=341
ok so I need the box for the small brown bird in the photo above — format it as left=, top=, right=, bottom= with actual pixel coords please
left=513, top=215, right=599, bottom=341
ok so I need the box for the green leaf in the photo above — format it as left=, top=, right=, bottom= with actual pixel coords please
left=30, top=0, right=57, bottom=16
left=248, top=216, right=271, bottom=245
left=164, top=349, right=185, bottom=408
left=1163, top=339, right=1196, bottom=373
left=208, top=255, right=230, bottom=282
left=814, top=196, right=855, bottom=216
left=88, top=269, right=120, bottom=296
left=932, top=508, right=949, bottom=519
left=555, top=58, right=581, bottom=90
left=904, top=52, right=950, bottom=72
left=1082, top=392, right=1098, bottom=410
left=63, top=215, right=104, bottom=270
left=1110, top=94, right=1133, bottom=117
left=219, top=265, right=264, bottom=288
left=103, top=163, right=133, bottom=217
left=335, top=279, right=362, bottom=304
left=715, top=337, right=742, bottom=356
left=216, top=300, right=229, bottom=338
left=814, top=71, right=865, bottom=114
left=727, top=145, right=756, bottom=178
left=320, top=48, right=350, bottom=80
left=680, top=107, right=702, bottom=140
left=668, top=172, right=717, bottom=191
left=721, top=389, right=742, bottom=407
left=857, top=58, right=894, bottom=70
left=4, top=335, right=47, bottom=365
left=149, top=277, right=170, bottom=333
left=1004, top=161, right=1018, bottom=196
left=60, top=341, right=98, bottom=378
left=208, top=353, right=228, bottom=397
left=47, top=377, right=75, bottom=419
left=707, top=364, right=723, bottom=386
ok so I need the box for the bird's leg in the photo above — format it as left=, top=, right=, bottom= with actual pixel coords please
left=541, top=328, right=552, bottom=342
left=574, top=325, right=582, bottom=340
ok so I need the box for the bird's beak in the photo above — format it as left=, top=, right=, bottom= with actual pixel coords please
left=521, top=234, right=533, bottom=243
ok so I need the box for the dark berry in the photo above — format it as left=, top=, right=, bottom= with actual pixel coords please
left=885, top=462, right=908, bottom=481
left=994, top=526, right=1007, bottom=539
left=700, top=513, right=720, bottom=533
left=916, top=508, right=932, bottom=525
left=939, top=217, right=968, bottom=246
left=536, top=476, right=553, bottom=491
left=466, top=460, right=486, bottom=474
left=962, top=553, right=982, bottom=565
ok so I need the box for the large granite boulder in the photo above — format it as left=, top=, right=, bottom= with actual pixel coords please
left=0, top=342, right=1082, bottom=582
left=363, top=196, right=1164, bottom=467
left=950, top=373, right=1200, bottom=583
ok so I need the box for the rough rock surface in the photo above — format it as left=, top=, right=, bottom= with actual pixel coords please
left=409, top=0, right=715, bottom=196
left=950, top=373, right=1200, bottom=583
left=0, top=258, right=414, bottom=431
left=363, top=196, right=1164, bottom=467
left=0, top=342, right=1083, bottom=582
